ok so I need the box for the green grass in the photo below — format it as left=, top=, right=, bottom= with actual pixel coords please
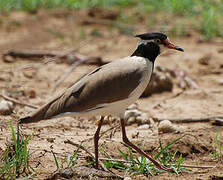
left=0, top=0, right=223, bottom=39
left=211, top=132, right=223, bottom=162
left=0, top=122, right=33, bottom=179
left=52, top=145, right=80, bottom=170
left=102, top=136, right=185, bottom=176
left=50, top=136, right=185, bottom=177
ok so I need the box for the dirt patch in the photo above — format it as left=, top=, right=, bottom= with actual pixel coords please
left=0, top=10, right=223, bottom=179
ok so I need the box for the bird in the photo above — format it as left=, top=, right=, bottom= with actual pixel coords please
left=19, top=32, right=183, bottom=171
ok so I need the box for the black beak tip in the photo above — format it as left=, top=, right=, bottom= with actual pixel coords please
left=176, top=47, right=184, bottom=52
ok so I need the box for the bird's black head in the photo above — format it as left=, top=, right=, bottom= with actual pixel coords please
left=132, top=32, right=184, bottom=62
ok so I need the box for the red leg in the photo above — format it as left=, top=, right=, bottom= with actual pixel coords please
left=94, top=116, right=104, bottom=169
left=120, top=118, right=172, bottom=172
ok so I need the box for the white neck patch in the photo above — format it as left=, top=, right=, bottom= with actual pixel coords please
left=137, top=39, right=166, bottom=54
left=137, top=39, right=154, bottom=46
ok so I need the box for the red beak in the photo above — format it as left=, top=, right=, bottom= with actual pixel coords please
left=164, top=39, right=184, bottom=52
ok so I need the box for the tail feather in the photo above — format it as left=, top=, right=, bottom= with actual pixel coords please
left=19, top=116, right=35, bottom=124
left=19, top=92, right=65, bottom=124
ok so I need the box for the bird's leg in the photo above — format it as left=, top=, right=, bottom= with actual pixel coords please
left=94, top=116, right=104, bottom=169
left=120, top=118, right=172, bottom=172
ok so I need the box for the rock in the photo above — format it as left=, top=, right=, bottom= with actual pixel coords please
left=0, top=99, right=14, bottom=115
left=137, top=124, right=150, bottom=130
left=48, top=165, right=121, bottom=180
left=127, top=103, right=137, bottom=110
left=142, top=67, right=173, bottom=97
left=0, top=74, right=11, bottom=82
left=124, top=109, right=141, bottom=120
left=124, top=177, right=132, bottom=180
left=23, top=69, right=36, bottom=79
left=24, top=89, right=36, bottom=98
left=198, top=53, right=212, bottom=65
left=136, top=113, right=150, bottom=124
left=126, top=117, right=136, bottom=125
left=125, top=109, right=150, bottom=126
left=217, top=79, right=223, bottom=85
left=218, top=48, right=223, bottom=53
left=158, top=120, right=176, bottom=133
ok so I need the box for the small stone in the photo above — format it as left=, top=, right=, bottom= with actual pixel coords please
left=124, top=177, right=132, bottom=180
left=218, top=48, right=223, bottom=53
left=24, top=89, right=36, bottom=98
left=23, top=69, right=36, bottom=79
left=217, top=79, right=223, bottom=85
left=198, top=53, right=212, bottom=65
left=136, top=113, right=150, bottom=124
left=0, top=99, right=14, bottom=115
left=0, top=74, right=11, bottom=82
left=158, top=120, right=176, bottom=133
left=124, top=109, right=141, bottom=119
left=126, top=117, right=136, bottom=125
left=137, top=124, right=150, bottom=130
left=47, top=137, right=55, bottom=143
left=127, top=103, right=137, bottom=110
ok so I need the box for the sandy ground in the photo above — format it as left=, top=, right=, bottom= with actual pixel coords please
left=0, top=10, right=223, bottom=179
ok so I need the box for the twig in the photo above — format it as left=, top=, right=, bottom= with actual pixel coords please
left=0, top=90, right=38, bottom=109
left=2, top=49, right=103, bottom=65
left=52, top=53, right=103, bottom=90
left=99, top=157, right=131, bottom=163
left=180, top=164, right=216, bottom=169
left=81, top=124, right=120, bottom=143
left=101, top=158, right=215, bottom=169
left=99, top=158, right=215, bottom=169
left=64, top=139, right=108, bottom=172
left=52, top=60, right=84, bottom=91
left=156, top=116, right=223, bottom=123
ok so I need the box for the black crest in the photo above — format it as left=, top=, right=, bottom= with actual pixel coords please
left=135, top=32, right=167, bottom=41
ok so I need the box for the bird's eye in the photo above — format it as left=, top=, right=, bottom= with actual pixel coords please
left=155, top=39, right=161, bottom=44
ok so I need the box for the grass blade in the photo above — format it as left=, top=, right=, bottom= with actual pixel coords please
left=51, top=151, right=59, bottom=170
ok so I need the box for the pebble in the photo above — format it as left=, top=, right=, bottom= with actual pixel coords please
left=217, top=79, right=223, bottom=85
left=124, top=109, right=141, bottom=119
left=0, top=99, right=14, bottom=115
left=137, top=124, right=150, bottom=130
left=198, top=53, right=212, bottom=65
left=126, top=117, right=136, bottom=125
left=136, top=113, right=150, bottom=124
left=127, top=103, right=137, bottom=110
left=125, top=109, right=150, bottom=126
left=124, top=177, right=132, bottom=180
left=158, top=120, right=176, bottom=133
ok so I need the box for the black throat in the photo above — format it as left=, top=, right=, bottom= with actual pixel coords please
left=131, top=42, right=160, bottom=62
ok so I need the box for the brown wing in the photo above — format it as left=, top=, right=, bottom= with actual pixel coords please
left=20, top=58, right=148, bottom=123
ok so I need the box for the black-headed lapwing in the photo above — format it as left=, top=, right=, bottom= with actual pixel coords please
left=20, top=32, right=183, bottom=171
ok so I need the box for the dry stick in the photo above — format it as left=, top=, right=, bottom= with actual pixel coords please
left=0, top=90, right=38, bottom=109
left=180, top=164, right=216, bottom=169
left=156, top=116, right=223, bottom=123
left=2, top=49, right=103, bottom=65
left=81, top=124, right=120, bottom=143
left=99, top=158, right=215, bottom=169
left=52, top=53, right=103, bottom=91
left=52, top=59, right=85, bottom=91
